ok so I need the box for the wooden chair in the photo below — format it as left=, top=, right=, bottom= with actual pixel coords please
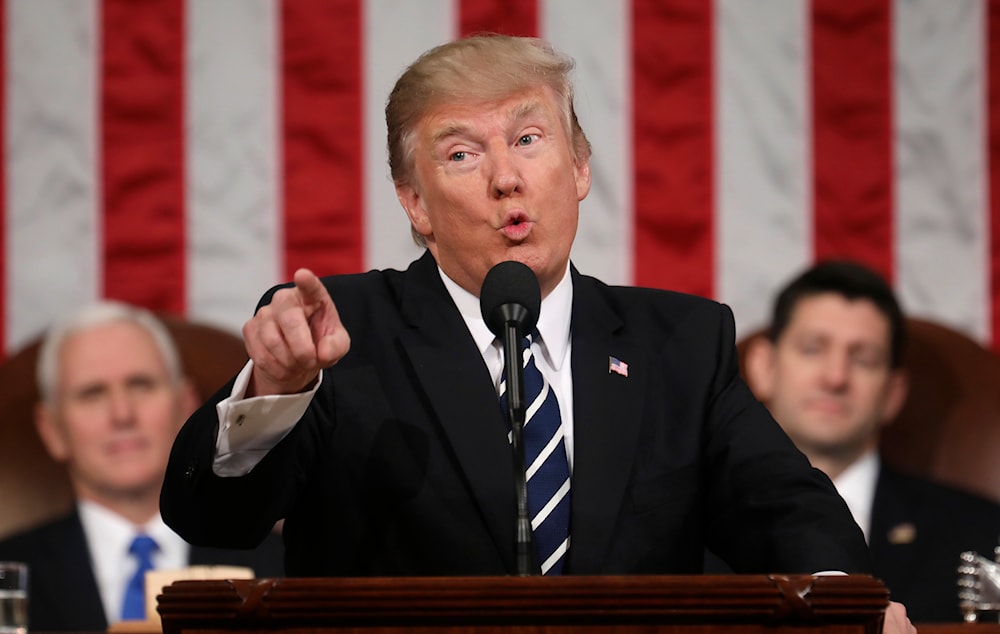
left=0, top=315, right=247, bottom=540
left=738, top=318, right=1000, bottom=506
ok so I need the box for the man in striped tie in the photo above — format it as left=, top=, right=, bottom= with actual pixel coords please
left=163, top=34, right=913, bottom=633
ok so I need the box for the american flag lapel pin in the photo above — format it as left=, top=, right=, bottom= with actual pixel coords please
left=609, top=356, right=629, bottom=377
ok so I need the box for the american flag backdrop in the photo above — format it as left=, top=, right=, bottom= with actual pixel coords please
left=3, top=0, right=999, bottom=357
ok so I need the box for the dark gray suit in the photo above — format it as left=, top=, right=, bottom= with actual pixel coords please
left=870, top=465, right=1000, bottom=622
left=162, top=251, right=870, bottom=577
left=0, top=510, right=283, bottom=631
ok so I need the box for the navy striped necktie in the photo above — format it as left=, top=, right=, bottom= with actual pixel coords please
left=499, top=332, right=571, bottom=575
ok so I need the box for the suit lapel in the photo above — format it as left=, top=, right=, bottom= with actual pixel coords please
left=870, top=468, right=921, bottom=589
left=397, top=253, right=517, bottom=572
left=566, top=271, right=647, bottom=573
left=45, top=513, right=109, bottom=629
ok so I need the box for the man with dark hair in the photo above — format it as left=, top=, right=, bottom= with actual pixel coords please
left=744, top=259, right=1000, bottom=622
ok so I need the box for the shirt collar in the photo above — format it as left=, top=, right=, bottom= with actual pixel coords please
left=830, top=450, right=879, bottom=544
left=438, top=263, right=573, bottom=370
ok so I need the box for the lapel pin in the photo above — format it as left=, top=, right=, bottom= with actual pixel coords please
left=887, top=522, right=917, bottom=545
left=609, top=356, right=629, bottom=377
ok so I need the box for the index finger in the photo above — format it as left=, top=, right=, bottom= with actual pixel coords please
left=293, top=268, right=331, bottom=308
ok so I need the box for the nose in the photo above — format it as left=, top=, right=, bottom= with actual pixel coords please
left=820, top=350, right=850, bottom=389
left=487, top=141, right=522, bottom=198
left=108, top=389, right=137, bottom=427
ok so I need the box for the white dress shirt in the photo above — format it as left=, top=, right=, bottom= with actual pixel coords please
left=212, top=264, right=575, bottom=476
left=78, top=500, right=188, bottom=623
left=829, top=449, right=879, bottom=544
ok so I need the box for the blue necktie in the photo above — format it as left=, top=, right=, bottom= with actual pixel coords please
left=121, top=534, right=159, bottom=620
left=500, top=332, right=571, bottom=575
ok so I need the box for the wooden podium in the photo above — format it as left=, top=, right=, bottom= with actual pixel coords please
left=157, top=574, right=892, bottom=633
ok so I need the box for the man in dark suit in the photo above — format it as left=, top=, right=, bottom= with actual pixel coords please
left=742, top=259, right=1000, bottom=622
left=0, top=301, right=282, bottom=632
left=161, top=35, right=913, bottom=632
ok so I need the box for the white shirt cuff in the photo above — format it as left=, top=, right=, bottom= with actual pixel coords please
left=212, top=359, right=321, bottom=476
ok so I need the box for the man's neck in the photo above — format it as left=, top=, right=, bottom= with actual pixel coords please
left=805, top=442, right=879, bottom=482
left=76, top=488, right=161, bottom=527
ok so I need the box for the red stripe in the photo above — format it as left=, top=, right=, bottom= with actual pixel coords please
left=632, top=0, right=714, bottom=296
left=459, top=0, right=538, bottom=37
left=990, top=0, right=1000, bottom=351
left=101, top=0, right=186, bottom=313
left=281, top=0, right=363, bottom=280
left=811, top=0, right=894, bottom=281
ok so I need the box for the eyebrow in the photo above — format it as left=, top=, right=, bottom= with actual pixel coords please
left=429, top=100, right=547, bottom=146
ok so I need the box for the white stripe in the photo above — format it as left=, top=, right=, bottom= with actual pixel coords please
left=6, top=0, right=100, bottom=352
left=543, top=0, right=632, bottom=285
left=531, top=477, right=570, bottom=530
left=186, top=0, right=280, bottom=333
left=363, top=0, right=452, bottom=272
left=715, top=0, right=811, bottom=338
left=523, top=379, right=549, bottom=423
left=525, top=422, right=564, bottom=481
left=894, top=0, right=988, bottom=343
left=540, top=536, right=569, bottom=575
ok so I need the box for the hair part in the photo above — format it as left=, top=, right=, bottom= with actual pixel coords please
left=769, top=260, right=907, bottom=368
left=36, top=301, right=183, bottom=405
left=385, top=34, right=592, bottom=248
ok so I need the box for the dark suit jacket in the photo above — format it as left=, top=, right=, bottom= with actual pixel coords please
left=0, top=510, right=283, bottom=632
left=870, top=465, right=1000, bottom=622
left=162, top=251, right=870, bottom=577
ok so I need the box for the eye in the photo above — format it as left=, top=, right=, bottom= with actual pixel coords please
left=449, top=151, right=467, bottom=162
left=77, top=385, right=107, bottom=403
left=127, top=376, right=161, bottom=393
left=851, top=350, right=885, bottom=370
left=516, top=134, right=538, bottom=147
left=796, top=342, right=822, bottom=356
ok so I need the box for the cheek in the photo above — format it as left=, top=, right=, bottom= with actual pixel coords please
left=141, top=395, right=182, bottom=430
left=60, top=408, right=106, bottom=443
left=855, top=380, right=891, bottom=411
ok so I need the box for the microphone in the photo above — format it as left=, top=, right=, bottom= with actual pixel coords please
left=480, top=260, right=541, bottom=576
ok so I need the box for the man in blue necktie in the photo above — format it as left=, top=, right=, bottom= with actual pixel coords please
left=0, top=302, right=284, bottom=632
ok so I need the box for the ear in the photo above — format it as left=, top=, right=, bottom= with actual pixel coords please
left=743, top=336, right=776, bottom=403
left=396, top=183, right=432, bottom=240
left=178, top=377, right=200, bottom=421
left=34, top=402, right=70, bottom=463
left=574, top=157, right=591, bottom=201
left=879, top=368, right=910, bottom=428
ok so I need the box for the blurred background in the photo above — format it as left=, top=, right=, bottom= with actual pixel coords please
left=2, top=0, right=997, bottom=355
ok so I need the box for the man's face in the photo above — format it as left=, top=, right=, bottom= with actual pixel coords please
left=754, top=294, right=907, bottom=462
left=396, top=85, right=591, bottom=298
left=36, top=321, right=193, bottom=504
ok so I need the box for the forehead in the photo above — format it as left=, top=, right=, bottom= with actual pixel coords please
left=784, top=293, right=892, bottom=343
left=419, top=86, right=562, bottom=139
left=58, top=321, right=167, bottom=379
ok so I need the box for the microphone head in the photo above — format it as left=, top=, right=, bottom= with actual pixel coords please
left=479, top=261, right=541, bottom=338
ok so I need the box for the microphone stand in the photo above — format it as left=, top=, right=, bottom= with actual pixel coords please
left=502, top=320, right=536, bottom=576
